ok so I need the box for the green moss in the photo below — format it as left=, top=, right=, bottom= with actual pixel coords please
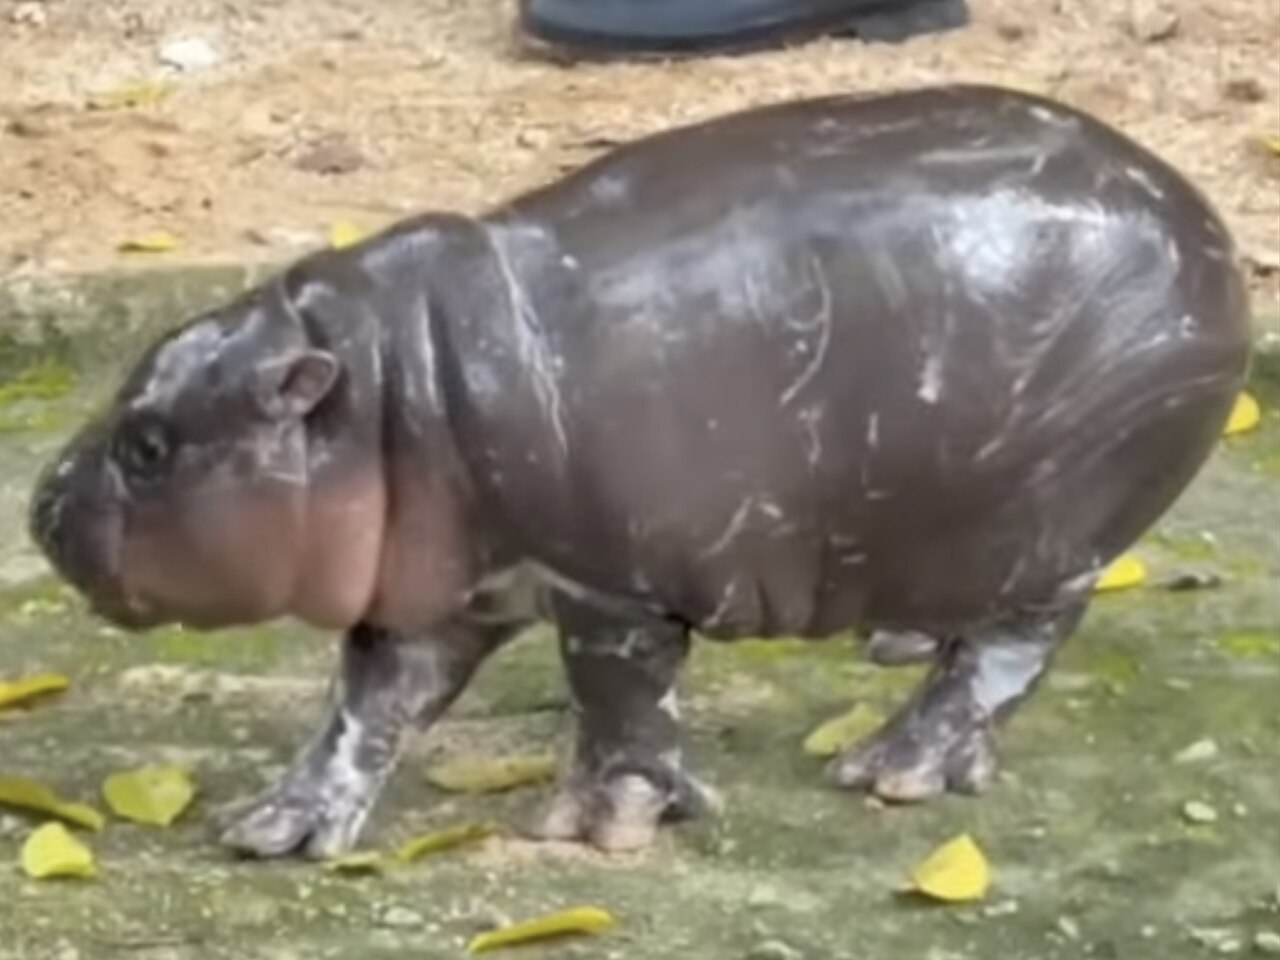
left=142, top=625, right=254, bottom=667
left=1089, top=649, right=1144, bottom=694
left=0, top=300, right=1277, bottom=960
left=1248, top=338, right=1280, bottom=401
left=0, top=575, right=74, bottom=619
left=0, top=359, right=75, bottom=406
left=0, top=358, right=79, bottom=434
left=137, top=623, right=312, bottom=672
left=1252, top=449, right=1280, bottom=477
left=1217, top=630, right=1280, bottom=659
left=1146, top=530, right=1221, bottom=563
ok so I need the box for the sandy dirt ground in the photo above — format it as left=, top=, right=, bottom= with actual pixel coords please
left=0, top=0, right=1277, bottom=306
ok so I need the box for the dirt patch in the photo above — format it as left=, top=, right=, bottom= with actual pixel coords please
left=471, top=834, right=643, bottom=868
left=0, top=0, right=1277, bottom=307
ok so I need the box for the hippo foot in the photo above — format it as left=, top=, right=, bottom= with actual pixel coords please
left=836, top=606, right=1087, bottom=801
left=529, top=766, right=722, bottom=852
left=214, top=769, right=381, bottom=860
left=826, top=701, right=997, bottom=802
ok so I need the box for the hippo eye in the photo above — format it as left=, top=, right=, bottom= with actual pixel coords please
left=119, top=421, right=173, bottom=477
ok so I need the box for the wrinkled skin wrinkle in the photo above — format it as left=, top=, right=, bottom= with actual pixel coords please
left=29, top=84, right=1251, bottom=859
left=777, top=255, right=835, bottom=407
left=482, top=223, right=570, bottom=460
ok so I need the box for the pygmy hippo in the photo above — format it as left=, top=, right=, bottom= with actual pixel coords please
left=29, top=84, right=1251, bottom=859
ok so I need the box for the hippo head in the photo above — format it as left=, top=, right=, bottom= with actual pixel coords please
left=27, top=281, right=373, bottom=633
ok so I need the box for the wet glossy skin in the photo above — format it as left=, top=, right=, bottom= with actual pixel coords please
left=471, top=88, right=1249, bottom=636
left=29, top=84, right=1251, bottom=859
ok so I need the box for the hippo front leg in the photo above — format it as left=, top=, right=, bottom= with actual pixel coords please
left=530, top=596, right=721, bottom=852
left=831, top=599, right=1089, bottom=801
left=217, top=619, right=513, bottom=859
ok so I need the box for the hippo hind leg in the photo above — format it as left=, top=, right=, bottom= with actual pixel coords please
left=830, top=596, right=1089, bottom=801
left=530, top=595, right=720, bottom=852
left=216, top=619, right=514, bottom=859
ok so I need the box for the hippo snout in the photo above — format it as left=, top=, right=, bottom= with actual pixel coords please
left=28, top=436, right=141, bottom=628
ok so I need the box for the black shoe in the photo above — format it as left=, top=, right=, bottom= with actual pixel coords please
left=517, top=0, right=970, bottom=58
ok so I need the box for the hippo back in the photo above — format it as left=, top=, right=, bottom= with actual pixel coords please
left=444, top=85, right=1249, bottom=635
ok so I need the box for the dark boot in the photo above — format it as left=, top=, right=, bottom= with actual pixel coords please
left=517, top=0, right=970, bottom=58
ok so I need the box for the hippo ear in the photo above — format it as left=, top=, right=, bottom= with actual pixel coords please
left=256, top=350, right=339, bottom=420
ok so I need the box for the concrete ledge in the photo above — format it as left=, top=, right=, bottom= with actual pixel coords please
left=2, top=263, right=1278, bottom=388
left=0, top=263, right=273, bottom=383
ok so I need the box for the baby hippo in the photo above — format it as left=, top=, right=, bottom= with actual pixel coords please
left=29, top=84, right=1250, bottom=859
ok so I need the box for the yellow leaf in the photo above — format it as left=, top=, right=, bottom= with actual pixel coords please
left=467, top=907, right=617, bottom=954
left=0, top=777, right=105, bottom=831
left=425, top=755, right=558, bottom=795
left=803, top=703, right=885, bottom=757
left=102, top=765, right=196, bottom=826
left=325, top=850, right=388, bottom=875
left=118, top=231, right=180, bottom=254
left=1095, top=553, right=1147, bottom=592
left=906, top=833, right=991, bottom=903
left=87, top=80, right=176, bottom=111
left=396, top=821, right=496, bottom=863
left=1224, top=391, right=1261, bottom=437
left=328, top=221, right=367, bottom=249
left=21, top=822, right=98, bottom=879
left=1262, top=135, right=1280, bottom=157
left=0, top=673, right=69, bottom=711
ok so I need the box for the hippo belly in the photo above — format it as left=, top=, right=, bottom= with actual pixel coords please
left=447, top=85, right=1250, bottom=640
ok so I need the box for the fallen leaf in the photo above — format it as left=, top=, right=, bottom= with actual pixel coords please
left=0, top=672, right=69, bottom=711
left=802, top=703, right=885, bottom=757
left=1224, top=392, right=1261, bottom=436
left=325, top=850, right=388, bottom=875
left=328, top=220, right=367, bottom=249
left=323, top=821, right=497, bottom=876
left=1262, top=135, right=1280, bottom=157
left=906, top=834, right=992, bottom=903
left=102, top=765, right=196, bottom=826
left=396, top=821, right=497, bottom=863
left=467, top=907, right=617, bottom=954
left=21, top=822, right=98, bottom=879
left=118, top=231, right=180, bottom=254
left=1095, top=553, right=1147, bottom=592
left=87, top=80, right=176, bottom=111
left=425, top=755, right=558, bottom=795
left=0, top=777, right=105, bottom=831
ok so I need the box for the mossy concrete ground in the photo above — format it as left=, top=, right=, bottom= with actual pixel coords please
left=0, top=271, right=1278, bottom=960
